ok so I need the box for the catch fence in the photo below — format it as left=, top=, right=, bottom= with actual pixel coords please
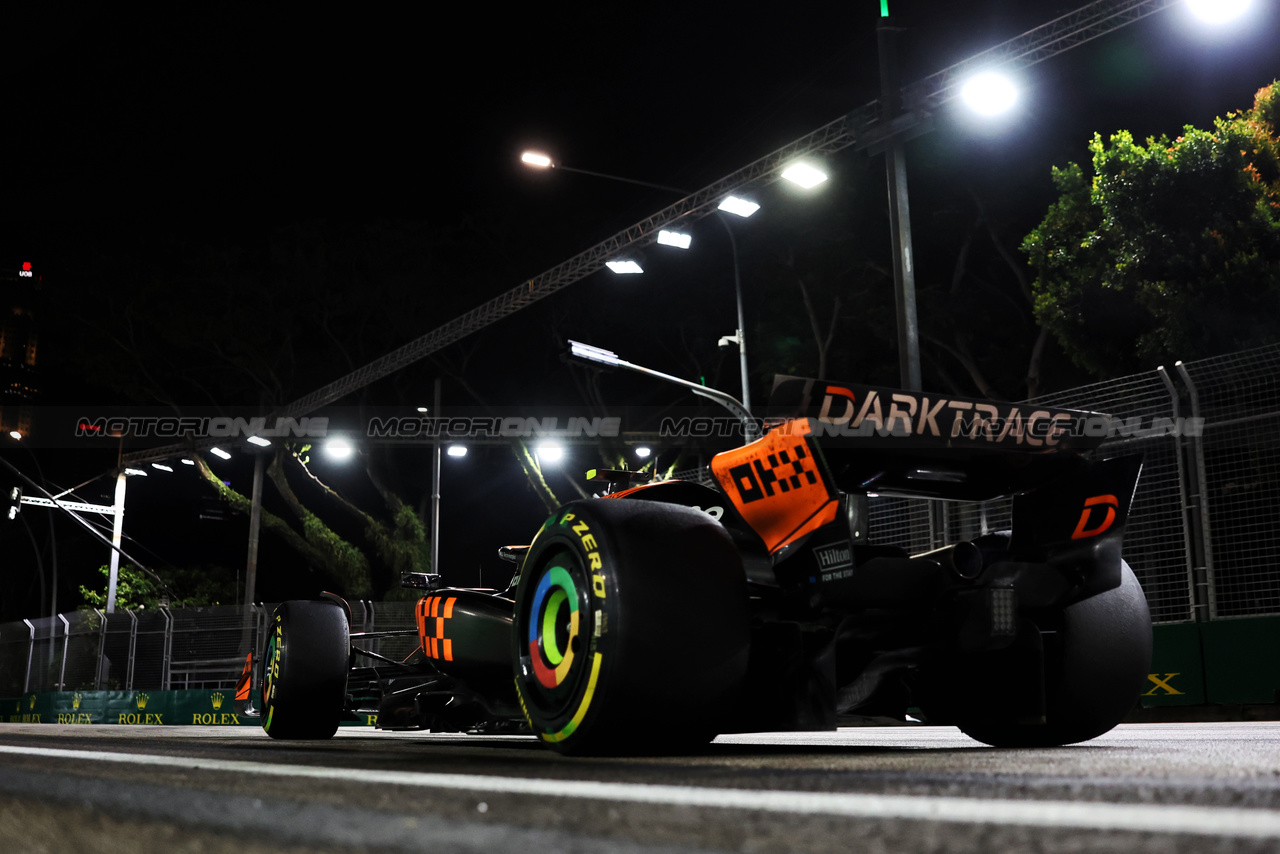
left=0, top=600, right=418, bottom=696
left=867, top=343, right=1280, bottom=627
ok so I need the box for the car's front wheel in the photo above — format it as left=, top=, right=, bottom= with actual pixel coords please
left=260, top=599, right=350, bottom=740
left=512, top=499, right=750, bottom=755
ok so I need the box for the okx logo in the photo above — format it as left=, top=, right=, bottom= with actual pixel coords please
left=728, top=443, right=818, bottom=504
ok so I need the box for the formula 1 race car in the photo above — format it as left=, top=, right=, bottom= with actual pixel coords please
left=253, top=374, right=1151, bottom=755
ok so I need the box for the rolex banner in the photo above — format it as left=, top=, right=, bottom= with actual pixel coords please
left=2, top=691, right=377, bottom=727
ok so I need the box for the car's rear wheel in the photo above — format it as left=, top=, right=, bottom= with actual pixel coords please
left=261, top=599, right=350, bottom=740
left=955, top=561, right=1152, bottom=747
left=513, top=499, right=750, bottom=755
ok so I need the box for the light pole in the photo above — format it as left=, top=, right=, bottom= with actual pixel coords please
left=244, top=449, right=266, bottom=608
left=877, top=13, right=922, bottom=392
left=5, top=433, right=59, bottom=619
left=717, top=214, right=751, bottom=414
left=431, top=378, right=441, bottom=577
left=875, top=1, right=1025, bottom=392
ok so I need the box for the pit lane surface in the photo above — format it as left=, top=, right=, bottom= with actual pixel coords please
left=2, top=723, right=1280, bottom=853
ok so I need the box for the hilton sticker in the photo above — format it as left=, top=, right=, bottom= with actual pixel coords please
left=814, top=540, right=854, bottom=581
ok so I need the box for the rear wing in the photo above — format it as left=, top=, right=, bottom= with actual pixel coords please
left=765, top=376, right=1113, bottom=502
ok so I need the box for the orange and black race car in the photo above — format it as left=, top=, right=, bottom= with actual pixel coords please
left=251, top=373, right=1150, bottom=755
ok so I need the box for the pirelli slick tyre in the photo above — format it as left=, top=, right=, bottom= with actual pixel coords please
left=260, top=599, right=350, bottom=740
left=513, top=499, right=750, bottom=756
left=959, top=561, right=1152, bottom=748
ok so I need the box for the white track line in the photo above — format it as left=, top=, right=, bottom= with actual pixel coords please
left=2, top=744, right=1278, bottom=839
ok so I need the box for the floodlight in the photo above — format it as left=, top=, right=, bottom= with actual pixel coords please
left=781, top=163, right=828, bottom=189
left=960, top=70, right=1018, bottom=116
left=657, top=229, right=692, bottom=249
left=606, top=259, right=644, bottom=274
left=1186, top=0, right=1251, bottom=23
left=718, top=196, right=760, bottom=217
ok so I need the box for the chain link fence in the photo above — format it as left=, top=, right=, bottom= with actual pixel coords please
left=865, top=343, right=1280, bottom=627
left=4, top=345, right=1280, bottom=693
left=1178, top=347, right=1280, bottom=619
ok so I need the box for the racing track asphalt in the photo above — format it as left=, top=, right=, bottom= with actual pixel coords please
left=2, top=722, right=1280, bottom=854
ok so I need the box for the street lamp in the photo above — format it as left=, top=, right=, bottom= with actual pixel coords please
left=521, top=151, right=553, bottom=168
left=520, top=150, right=689, bottom=194
left=568, top=339, right=759, bottom=441
left=5, top=432, right=60, bottom=619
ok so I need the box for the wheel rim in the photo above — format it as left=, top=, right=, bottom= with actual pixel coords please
left=530, top=565, right=580, bottom=689
left=261, top=620, right=280, bottom=730
left=520, top=547, right=595, bottom=719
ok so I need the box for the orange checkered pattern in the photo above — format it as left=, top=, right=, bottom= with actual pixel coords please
left=415, top=595, right=457, bottom=662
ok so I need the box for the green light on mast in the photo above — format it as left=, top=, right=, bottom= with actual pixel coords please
left=880, top=0, right=889, bottom=16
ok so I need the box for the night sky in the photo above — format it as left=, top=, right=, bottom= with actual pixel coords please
left=2, top=1, right=1277, bottom=617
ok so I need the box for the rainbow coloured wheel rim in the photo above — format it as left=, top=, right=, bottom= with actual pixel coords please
left=528, top=564, right=581, bottom=690
left=261, top=623, right=279, bottom=729
left=518, top=547, right=595, bottom=723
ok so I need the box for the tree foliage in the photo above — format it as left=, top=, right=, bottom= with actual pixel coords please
left=79, top=564, right=158, bottom=611
left=1024, top=82, right=1280, bottom=377
left=78, top=562, right=240, bottom=610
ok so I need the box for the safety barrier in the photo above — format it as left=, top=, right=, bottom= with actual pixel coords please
left=0, top=689, right=380, bottom=727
